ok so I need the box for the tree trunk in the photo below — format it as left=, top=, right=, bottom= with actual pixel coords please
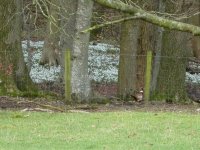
left=151, top=0, right=165, bottom=91
left=118, top=1, right=154, bottom=100
left=153, top=30, right=188, bottom=102
left=151, top=1, right=189, bottom=102
left=0, top=0, right=36, bottom=95
left=59, top=0, right=77, bottom=94
left=136, top=21, right=150, bottom=90
left=118, top=19, right=139, bottom=99
left=190, top=1, right=200, bottom=58
left=133, top=1, right=155, bottom=91
left=60, top=0, right=93, bottom=101
left=71, top=0, right=93, bottom=101
left=40, top=0, right=60, bottom=66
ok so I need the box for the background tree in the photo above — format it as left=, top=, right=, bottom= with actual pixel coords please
left=190, top=0, right=200, bottom=59
left=39, top=0, right=61, bottom=66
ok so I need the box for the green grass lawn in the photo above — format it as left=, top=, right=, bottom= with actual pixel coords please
left=0, top=110, right=200, bottom=150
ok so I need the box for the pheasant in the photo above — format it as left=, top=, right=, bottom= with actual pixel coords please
left=131, top=89, right=144, bottom=102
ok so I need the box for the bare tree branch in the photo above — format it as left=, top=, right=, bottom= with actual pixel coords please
left=93, top=0, right=200, bottom=36
left=82, top=15, right=140, bottom=33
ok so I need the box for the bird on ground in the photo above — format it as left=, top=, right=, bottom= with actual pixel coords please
left=131, top=89, right=144, bottom=102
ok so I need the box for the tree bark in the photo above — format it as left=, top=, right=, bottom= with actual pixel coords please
left=71, top=0, right=93, bottom=101
left=60, top=0, right=93, bottom=101
left=0, top=0, right=37, bottom=95
left=152, top=1, right=189, bottom=102
left=59, top=0, right=77, bottom=90
left=135, top=1, right=156, bottom=97
left=151, top=0, right=165, bottom=92
left=40, top=0, right=61, bottom=66
left=190, top=1, right=200, bottom=58
left=118, top=19, right=139, bottom=99
left=152, top=30, right=188, bottom=102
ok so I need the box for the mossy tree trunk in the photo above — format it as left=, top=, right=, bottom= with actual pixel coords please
left=151, top=1, right=189, bottom=102
left=0, top=0, right=37, bottom=95
left=152, top=30, right=188, bottom=102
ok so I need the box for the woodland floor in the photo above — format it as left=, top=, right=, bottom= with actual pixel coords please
left=0, top=96, right=200, bottom=114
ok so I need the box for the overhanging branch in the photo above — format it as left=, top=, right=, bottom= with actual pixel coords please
left=94, top=0, right=200, bottom=36
left=82, top=15, right=140, bottom=33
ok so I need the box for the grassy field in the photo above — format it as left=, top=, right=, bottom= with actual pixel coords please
left=0, top=110, right=200, bottom=150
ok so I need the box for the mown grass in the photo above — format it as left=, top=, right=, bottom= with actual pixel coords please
left=0, top=110, right=200, bottom=150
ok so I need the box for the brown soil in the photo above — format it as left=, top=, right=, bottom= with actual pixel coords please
left=0, top=96, right=200, bottom=114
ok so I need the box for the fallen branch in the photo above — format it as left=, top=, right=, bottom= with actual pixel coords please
left=8, top=97, right=66, bottom=112
left=21, top=108, right=54, bottom=113
left=19, top=100, right=66, bottom=112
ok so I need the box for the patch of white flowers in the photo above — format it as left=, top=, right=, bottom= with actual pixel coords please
left=22, top=41, right=199, bottom=84
left=22, top=41, right=61, bottom=83
left=22, top=41, right=119, bottom=83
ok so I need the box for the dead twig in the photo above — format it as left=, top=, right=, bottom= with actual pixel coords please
left=8, top=97, right=66, bottom=112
